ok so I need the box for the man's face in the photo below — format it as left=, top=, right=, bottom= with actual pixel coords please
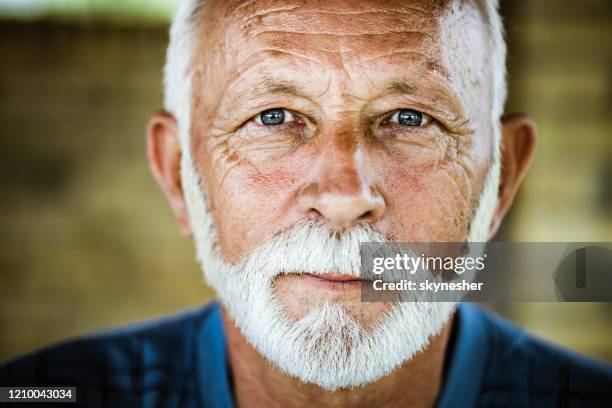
left=189, top=0, right=492, bottom=322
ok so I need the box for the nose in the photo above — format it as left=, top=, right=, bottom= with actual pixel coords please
left=298, top=155, right=385, bottom=230
left=311, top=192, right=385, bottom=229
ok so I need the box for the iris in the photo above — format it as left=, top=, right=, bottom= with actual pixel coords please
left=396, top=109, right=423, bottom=126
left=259, top=108, right=285, bottom=126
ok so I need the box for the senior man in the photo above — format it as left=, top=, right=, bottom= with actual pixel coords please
left=2, top=0, right=612, bottom=406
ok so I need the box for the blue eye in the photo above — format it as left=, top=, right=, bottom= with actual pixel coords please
left=256, top=108, right=294, bottom=126
left=391, top=109, right=424, bottom=126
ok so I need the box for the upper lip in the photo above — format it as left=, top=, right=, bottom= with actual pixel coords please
left=306, top=273, right=363, bottom=282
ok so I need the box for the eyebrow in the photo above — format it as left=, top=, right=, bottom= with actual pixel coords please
left=386, top=81, right=418, bottom=95
left=257, top=77, right=301, bottom=96
left=235, top=71, right=306, bottom=97
left=219, top=74, right=307, bottom=110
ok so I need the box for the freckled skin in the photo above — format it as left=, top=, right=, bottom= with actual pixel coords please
left=191, top=0, right=488, bottom=311
left=185, top=0, right=493, bottom=406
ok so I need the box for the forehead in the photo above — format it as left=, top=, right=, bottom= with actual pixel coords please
left=196, top=0, right=488, bottom=111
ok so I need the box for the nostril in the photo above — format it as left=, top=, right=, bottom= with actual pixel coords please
left=358, top=209, right=374, bottom=222
left=299, top=190, right=386, bottom=229
left=306, top=207, right=323, bottom=220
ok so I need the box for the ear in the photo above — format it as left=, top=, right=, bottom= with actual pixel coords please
left=488, top=112, right=537, bottom=237
left=147, top=111, right=192, bottom=236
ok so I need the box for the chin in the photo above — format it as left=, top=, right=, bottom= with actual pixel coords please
left=273, top=273, right=392, bottom=328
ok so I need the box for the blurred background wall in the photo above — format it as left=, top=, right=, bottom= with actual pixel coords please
left=0, top=0, right=611, bottom=363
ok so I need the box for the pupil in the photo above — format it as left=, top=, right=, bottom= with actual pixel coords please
left=260, top=108, right=285, bottom=126
left=397, top=109, right=422, bottom=126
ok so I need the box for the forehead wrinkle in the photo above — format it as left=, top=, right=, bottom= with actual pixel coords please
left=361, top=50, right=441, bottom=68
left=231, top=2, right=443, bottom=42
left=240, top=9, right=436, bottom=39
left=216, top=62, right=329, bottom=113
left=203, top=0, right=454, bottom=57
left=234, top=48, right=326, bottom=75
left=244, top=31, right=434, bottom=59
left=216, top=1, right=451, bottom=77
left=231, top=0, right=271, bottom=12
left=198, top=0, right=474, bottom=116
left=311, top=6, right=428, bottom=15
left=360, top=51, right=451, bottom=82
left=237, top=4, right=302, bottom=25
left=234, top=0, right=433, bottom=16
left=248, top=26, right=436, bottom=40
left=240, top=7, right=432, bottom=28
left=232, top=0, right=445, bottom=24
left=225, top=0, right=439, bottom=35
left=224, top=53, right=327, bottom=98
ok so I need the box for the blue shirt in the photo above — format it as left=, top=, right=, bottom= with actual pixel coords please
left=2, top=302, right=611, bottom=407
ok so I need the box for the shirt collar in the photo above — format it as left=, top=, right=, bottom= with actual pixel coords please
left=196, top=303, right=235, bottom=408
left=436, top=302, right=490, bottom=408
left=197, top=302, right=489, bottom=408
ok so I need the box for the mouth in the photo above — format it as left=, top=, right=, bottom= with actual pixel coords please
left=295, top=273, right=367, bottom=293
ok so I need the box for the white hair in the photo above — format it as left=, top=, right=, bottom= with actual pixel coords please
left=474, top=0, right=506, bottom=243
left=163, top=0, right=507, bottom=389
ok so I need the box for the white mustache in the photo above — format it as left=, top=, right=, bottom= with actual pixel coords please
left=235, top=220, right=388, bottom=280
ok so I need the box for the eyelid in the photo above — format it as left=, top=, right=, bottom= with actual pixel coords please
left=254, top=108, right=295, bottom=125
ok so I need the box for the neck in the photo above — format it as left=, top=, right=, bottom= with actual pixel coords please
left=222, top=307, right=455, bottom=408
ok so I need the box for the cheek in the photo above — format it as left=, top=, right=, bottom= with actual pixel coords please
left=206, top=144, right=315, bottom=263
left=377, top=158, right=475, bottom=242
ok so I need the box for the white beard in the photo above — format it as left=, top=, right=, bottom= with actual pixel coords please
left=180, top=144, right=499, bottom=390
